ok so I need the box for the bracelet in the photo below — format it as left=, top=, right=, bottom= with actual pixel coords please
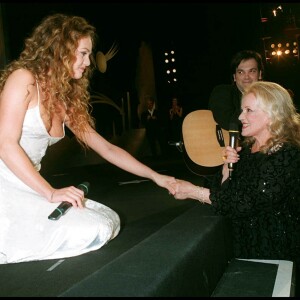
left=197, top=186, right=205, bottom=204
left=50, top=190, right=55, bottom=202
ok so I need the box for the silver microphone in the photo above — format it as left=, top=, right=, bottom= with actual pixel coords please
left=228, top=123, right=239, bottom=180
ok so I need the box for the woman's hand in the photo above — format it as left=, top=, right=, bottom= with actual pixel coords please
left=172, top=179, right=198, bottom=200
left=222, top=145, right=241, bottom=164
left=152, top=173, right=177, bottom=195
left=221, top=145, right=242, bottom=181
left=49, top=186, right=85, bottom=208
left=171, top=179, right=211, bottom=204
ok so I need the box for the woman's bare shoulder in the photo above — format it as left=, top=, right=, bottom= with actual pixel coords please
left=2, top=69, right=37, bottom=104
left=7, top=68, right=36, bottom=86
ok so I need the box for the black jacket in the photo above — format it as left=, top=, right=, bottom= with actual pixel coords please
left=208, top=84, right=242, bottom=131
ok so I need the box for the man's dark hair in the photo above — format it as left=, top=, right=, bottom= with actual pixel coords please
left=230, top=50, right=264, bottom=77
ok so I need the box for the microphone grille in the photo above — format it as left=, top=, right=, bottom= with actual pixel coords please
left=229, top=122, right=239, bottom=132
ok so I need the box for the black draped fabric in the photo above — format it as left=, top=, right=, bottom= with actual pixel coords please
left=209, top=144, right=300, bottom=268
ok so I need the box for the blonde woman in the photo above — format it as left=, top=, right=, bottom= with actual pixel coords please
left=173, top=81, right=300, bottom=277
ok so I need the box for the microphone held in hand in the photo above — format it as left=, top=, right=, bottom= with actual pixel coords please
left=228, top=123, right=239, bottom=180
left=48, top=182, right=90, bottom=220
left=77, top=182, right=90, bottom=196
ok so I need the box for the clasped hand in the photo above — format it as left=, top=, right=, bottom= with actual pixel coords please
left=49, top=186, right=85, bottom=208
left=170, top=179, right=196, bottom=200
left=168, top=145, right=242, bottom=201
left=222, top=145, right=241, bottom=164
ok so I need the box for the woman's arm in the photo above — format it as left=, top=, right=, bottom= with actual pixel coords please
left=0, top=70, right=53, bottom=199
left=172, top=145, right=241, bottom=203
left=68, top=124, right=177, bottom=194
left=172, top=180, right=211, bottom=204
left=174, top=146, right=300, bottom=219
left=0, top=70, right=84, bottom=208
left=221, top=145, right=241, bottom=183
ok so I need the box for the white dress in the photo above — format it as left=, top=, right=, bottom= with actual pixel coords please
left=0, top=83, right=120, bottom=264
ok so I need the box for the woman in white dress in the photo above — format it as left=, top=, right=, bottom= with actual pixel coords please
left=0, top=14, right=176, bottom=264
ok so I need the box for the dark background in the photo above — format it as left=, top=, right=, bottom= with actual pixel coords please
left=1, top=2, right=300, bottom=130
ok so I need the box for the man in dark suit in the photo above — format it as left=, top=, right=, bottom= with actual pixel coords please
left=208, top=50, right=264, bottom=131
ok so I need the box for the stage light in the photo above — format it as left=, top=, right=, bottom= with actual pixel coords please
left=162, top=44, right=178, bottom=85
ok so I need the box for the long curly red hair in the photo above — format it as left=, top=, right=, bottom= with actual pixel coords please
left=0, top=13, right=97, bottom=146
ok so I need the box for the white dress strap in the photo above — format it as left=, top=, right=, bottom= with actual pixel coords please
left=36, top=79, right=40, bottom=105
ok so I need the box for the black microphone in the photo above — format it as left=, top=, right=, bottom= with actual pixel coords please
left=48, top=182, right=90, bottom=220
left=228, top=123, right=239, bottom=180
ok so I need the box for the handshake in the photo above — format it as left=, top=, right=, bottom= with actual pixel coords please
left=168, top=179, right=209, bottom=204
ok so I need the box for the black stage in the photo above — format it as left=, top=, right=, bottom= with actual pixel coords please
left=0, top=153, right=215, bottom=297
left=0, top=148, right=296, bottom=296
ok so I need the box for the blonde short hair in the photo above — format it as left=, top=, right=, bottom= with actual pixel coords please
left=242, top=81, right=300, bottom=152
